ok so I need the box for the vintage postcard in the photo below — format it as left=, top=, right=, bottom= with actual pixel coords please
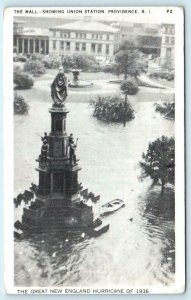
left=4, top=7, right=185, bottom=294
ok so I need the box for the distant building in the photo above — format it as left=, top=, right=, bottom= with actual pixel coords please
left=49, top=19, right=121, bottom=60
left=13, top=19, right=49, bottom=55
left=121, top=23, right=162, bottom=55
left=160, top=23, right=175, bottom=67
left=120, top=22, right=174, bottom=68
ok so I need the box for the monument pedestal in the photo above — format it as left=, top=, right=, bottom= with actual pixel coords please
left=22, top=103, right=103, bottom=233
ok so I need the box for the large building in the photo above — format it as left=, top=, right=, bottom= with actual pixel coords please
left=160, top=23, right=175, bottom=66
left=13, top=18, right=174, bottom=68
left=120, top=22, right=174, bottom=68
left=13, top=19, right=49, bottom=55
left=49, top=19, right=121, bottom=59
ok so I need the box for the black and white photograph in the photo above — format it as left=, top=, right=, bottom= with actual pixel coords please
left=4, top=7, right=184, bottom=294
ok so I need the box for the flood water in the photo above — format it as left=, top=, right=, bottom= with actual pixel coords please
left=14, top=81, right=175, bottom=288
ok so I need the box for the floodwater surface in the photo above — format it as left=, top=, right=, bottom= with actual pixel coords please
left=14, top=81, right=175, bottom=288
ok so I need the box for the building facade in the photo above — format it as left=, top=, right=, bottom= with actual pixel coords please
left=160, top=23, right=175, bottom=66
left=13, top=20, right=49, bottom=55
left=49, top=20, right=120, bottom=60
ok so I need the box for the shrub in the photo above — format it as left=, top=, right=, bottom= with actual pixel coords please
left=120, top=79, right=139, bottom=95
left=91, top=95, right=135, bottom=124
left=149, top=70, right=174, bottom=81
left=14, top=94, right=29, bottom=115
left=155, top=100, right=175, bottom=119
left=62, top=53, right=99, bottom=72
left=30, top=54, right=43, bottom=61
left=42, top=57, right=61, bottom=69
left=101, top=63, right=117, bottom=73
left=140, top=136, right=175, bottom=194
left=24, top=60, right=46, bottom=76
left=14, top=71, right=34, bottom=89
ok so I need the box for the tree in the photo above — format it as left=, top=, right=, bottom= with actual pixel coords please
left=24, top=60, right=46, bottom=76
left=62, top=53, right=99, bottom=72
left=14, top=71, right=34, bottom=89
left=115, top=41, right=144, bottom=80
left=140, top=136, right=175, bottom=194
left=91, top=95, right=134, bottom=124
left=155, top=99, right=175, bottom=120
left=14, top=94, right=29, bottom=115
left=120, top=79, right=139, bottom=96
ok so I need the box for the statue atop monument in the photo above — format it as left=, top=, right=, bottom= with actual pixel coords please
left=51, top=67, right=68, bottom=106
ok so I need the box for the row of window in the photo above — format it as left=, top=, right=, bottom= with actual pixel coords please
left=52, top=40, right=110, bottom=54
left=52, top=30, right=116, bottom=41
left=164, top=26, right=175, bottom=34
left=164, top=36, right=175, bottom=45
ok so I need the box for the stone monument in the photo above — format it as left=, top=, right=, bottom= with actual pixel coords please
left=21, top=69, right=109, bottom=236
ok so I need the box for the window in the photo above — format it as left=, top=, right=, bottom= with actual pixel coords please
left=91, top=43, right=96, bottom=52
left=82, top=43, right=86, bottom=51
left=169, top=26, right=174, bottom=34
left=76, top=32, right=79, bottom=38
left=107, top=34, right=110, bottom=40
left=165, top=36, right=169, bottom=44
left=60, top=41, right=64, bottom=50
left=166, top=48, right=172, bottom=58
left=164, top=26, right=168, bottom=34
left=53, top=40, right=56, bottom=50
left=106, top=44, right=109, bottom=54
left=66, top=41, right=70, bottom=51
left=53, top=31, right=56, bottom=37
left=98, top=44, right=102, bottom=53
left=76, top=42, right=80, bottom=51
left=171, top=37, right=175, bottom=44
left=60, top=31, right=63, bottom=38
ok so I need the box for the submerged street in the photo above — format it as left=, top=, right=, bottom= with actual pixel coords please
left=14, top=73, right=175, bottom=287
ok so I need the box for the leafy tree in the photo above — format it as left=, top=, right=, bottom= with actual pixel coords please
left=140, top=136, right=175, bottom=194
left=120, top=79, right=139, bottom=95
left=91, top=95, right=134, bottom=124
left=14, top=94, right=29, bottom=115
left=14, top=71, right=34, bottom=89
left=155, top=100, right=175, bottom=120
left=24, top=60, right=46, bottom=76
left=115, top=41, right=144, bottom=80
left=62, top=53, right=99, bottom=72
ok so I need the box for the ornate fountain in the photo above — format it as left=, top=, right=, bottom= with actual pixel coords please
left=68, top=67, right=93, bottom=88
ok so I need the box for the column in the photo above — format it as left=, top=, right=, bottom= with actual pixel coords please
left=38, top=39, right=41, bottom=54
left=33, top=39, right=35, bottom=53
left=16, top=38, right=19, bottom=54
left=50, top=173, right=53, bottom=195
left=27, top=38, right=29, bottom=54
left=22, top=39, right=24, bottom=54
left=45, top=39, right=48, bottom=55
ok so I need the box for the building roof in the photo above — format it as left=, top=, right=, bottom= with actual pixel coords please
left=50, top=20, right=119, bottom=33
left=22, top=27, right=50, bottom=37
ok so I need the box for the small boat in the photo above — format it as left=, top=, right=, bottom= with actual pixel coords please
left=100, top=199, right=125, bottom=216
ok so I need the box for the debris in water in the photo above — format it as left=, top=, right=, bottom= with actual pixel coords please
left=169, top=250, right=175, bottom=253
left=81, top=232, right=85, bottom=238
left=167, top=257, right=172, bottom=261
left=41, top=240, right=44, bottom=243
left=129, top=218, right=133, bottom=222
left=52, top=252, right=56, bottom=258
left=65, top=239, right=69, bottom=242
